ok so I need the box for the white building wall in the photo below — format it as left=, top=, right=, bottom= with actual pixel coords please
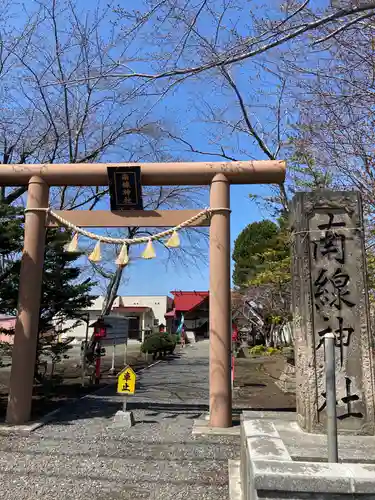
left=58, top=311, right=101, bottom=343
left=115, top=295, right=172, bottom=326
left=86, top=297, right=106, bottom=311
left=58, top=318, right=86, bottom=339
left=59, top=295, right=172, bottom=342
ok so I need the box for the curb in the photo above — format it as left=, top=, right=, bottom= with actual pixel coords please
left=0, top=359, right=162, bottom=436
left=138, top=359, right=161, bottom=372
left=228, top=459, right=242, bottom=500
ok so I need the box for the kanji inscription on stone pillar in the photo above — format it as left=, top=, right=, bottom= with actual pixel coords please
left=290, top=191, right=375, bottom=435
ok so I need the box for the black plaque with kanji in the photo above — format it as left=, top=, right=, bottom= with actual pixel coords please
left=107, top=166, right=143, bottom=211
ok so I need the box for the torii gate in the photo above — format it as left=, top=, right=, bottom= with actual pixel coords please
left=0, top=161, right=285, bottom=427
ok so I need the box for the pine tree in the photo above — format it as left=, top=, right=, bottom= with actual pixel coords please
left=232, top=220, right=280, bottom=288
left=0, top=203, right=24, bottom=283
left=0, top=203, right=23, bottom=364
left=0, top=203, right=97, bottom=374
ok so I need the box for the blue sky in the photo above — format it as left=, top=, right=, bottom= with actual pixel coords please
left=106, top=1, right=289, bottom=296
left=5, top=0, right=343, bottom=298
left=99, top=59, right=280, bottom=296
left=116, top=183, right=271, bottom=296
left=5, top=0, right=293, bottom=298
left=109, top=18, right=285, bottom=294
left=76, top=0, right=287, bottom=297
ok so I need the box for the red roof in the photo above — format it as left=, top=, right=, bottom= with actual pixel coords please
left=170, top=291, right=209, bottom=313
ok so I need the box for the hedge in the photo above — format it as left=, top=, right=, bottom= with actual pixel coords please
left=141, top=333, right=177, bottom=359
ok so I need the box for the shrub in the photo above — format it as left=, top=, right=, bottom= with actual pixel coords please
left=249, top=345, right=266, bottom=356
left=160, top=333, right=176, bottom=354
left=141, top=334, right=163, bottom=354
left=249, top=345, right=281, bottom=356
left=141, top=333, right=177, bottom=358
left=165, top=334, right=177, bottom=350
left=265, top=347, right=281, bottom=356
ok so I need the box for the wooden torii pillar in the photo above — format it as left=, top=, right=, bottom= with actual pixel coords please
left=0, top=161, right=286, bottom=426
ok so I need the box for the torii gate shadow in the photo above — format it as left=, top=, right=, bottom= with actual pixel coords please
left=35, top=396, right=295, bottom=425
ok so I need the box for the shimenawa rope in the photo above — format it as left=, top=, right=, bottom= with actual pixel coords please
left=24, top=206, right=230, bottom=245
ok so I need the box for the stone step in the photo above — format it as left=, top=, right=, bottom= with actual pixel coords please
left=0, top=471, right=228, bottom=500
left=0, top=449, right=230, bottom=487
left=0, top=435, right=239, bottom=461
left=0, top=472, right=153, bottom=500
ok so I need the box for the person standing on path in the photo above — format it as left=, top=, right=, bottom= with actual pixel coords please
left=181, top=325, right=186, bottom=348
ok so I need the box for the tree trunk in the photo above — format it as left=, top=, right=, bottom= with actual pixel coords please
left=101, top=266, right=125, bottom=316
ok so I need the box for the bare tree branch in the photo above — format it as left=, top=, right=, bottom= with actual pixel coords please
left=43, top=2, right=375, bottom=87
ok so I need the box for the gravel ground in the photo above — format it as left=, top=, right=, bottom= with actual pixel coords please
left=0, top=341, right=240, bottom=499
left=0, top=344, right=150, bottom=421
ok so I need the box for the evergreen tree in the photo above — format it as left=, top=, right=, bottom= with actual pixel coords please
left=0, top=203, right=23, bottom=283
left=0, top=203, right=23, bottom=363
left=39, top=229, right=96, bottom=335
left=232, top=220, right=281, bottom=288
left=0, top=203, right=97, bottom=373
left=232, top=216, right=291, bottom=326
left=247, top=213, right=290, bottom=289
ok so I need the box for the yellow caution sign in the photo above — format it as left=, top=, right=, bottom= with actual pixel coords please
left=117, top=366, right=136, bottom=395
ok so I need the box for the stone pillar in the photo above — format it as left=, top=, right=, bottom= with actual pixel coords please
left=291, top=191, right=375, bottom=435
left=209, top=173, right=232, bottom=428
left=6, top=176, right=49, bottom=424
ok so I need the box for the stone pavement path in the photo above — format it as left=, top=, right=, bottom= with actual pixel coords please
left=0, top=341, right=240, bottom=499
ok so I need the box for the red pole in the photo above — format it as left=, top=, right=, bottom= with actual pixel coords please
left=94, top=339, right=102, bottom=384
left=93, top=321, right=106, bottom=384
left=231, top=355, right=235, bottom=389
left=95, top=356, right=101, bottom=383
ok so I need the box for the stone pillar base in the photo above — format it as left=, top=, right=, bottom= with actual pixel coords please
left=240, top=415, right=375, bottom=500
left=113, top=410, right=135, bottom=428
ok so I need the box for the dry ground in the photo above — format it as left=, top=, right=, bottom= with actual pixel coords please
left=0, top=348, right=151, bottom=421
left=232, top=354, right=295, bottom=411
left=0, top=346, right=295, bottom=422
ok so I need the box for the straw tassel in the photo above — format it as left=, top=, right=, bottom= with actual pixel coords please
left=65, top=232, right=79, bottom=252
left=88, top=241, right=102, bottom=262
left=165, top=230, right=180, bottom=248
left=115, top=243, right=129, bottom=267
left=142, top=239, right=156, bottom=259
